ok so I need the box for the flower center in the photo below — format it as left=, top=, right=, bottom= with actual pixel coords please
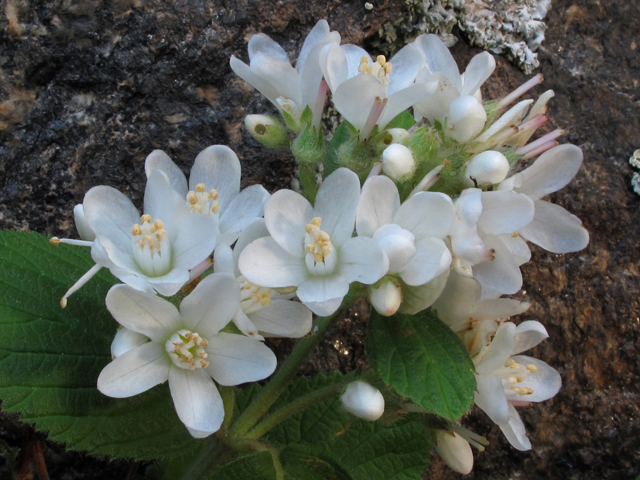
left=239, top=276, right=272, bottom=315
left=358, top=55, right=392, bottom=86
left=165, top=329, right=209, bottom=370
left=276, top=97, right=300, bottom=121
left=187, top=183, right=220, bottom=215
left=304, top=217, right=337, bottom=275
left=131, top=214, right=172, bottom=277
left=500, top=358, right=537, bottom=396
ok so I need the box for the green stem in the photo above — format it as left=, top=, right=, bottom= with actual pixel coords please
left=220, top=385, right=235, bottom=431
left=245, top=382, right=344, bottom=439
left=227, top=309, right=344, bottom=440
left=176, top=437, right=230, bottom=480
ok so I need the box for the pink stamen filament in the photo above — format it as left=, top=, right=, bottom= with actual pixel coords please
left=360, top=97, right=387, bottom=139
left=518, top=114, right=548, bottom=133
left=516, top=129, right=565, bottom=155
left=312, top=79, right=329, bottom=129
left=522, top=140, right=558, bottom=159
left=498, top=74, right=544, bottom=108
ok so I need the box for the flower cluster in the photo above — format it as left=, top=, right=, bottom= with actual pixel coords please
left=50, top=19, right=588, bottom=474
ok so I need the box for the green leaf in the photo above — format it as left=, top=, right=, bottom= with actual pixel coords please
left=0, top=231, right=202, bottom=460
left=209, top=451, right=277, bottom=480
left=265, top=374, right=432, bottom=480
left=324, top=122, right=356, bottom=177
left=367, top=309, right=476, bottom=421
left=281, top=447, right=354, bottom=480
left=385, top=111, right=416, bottom=130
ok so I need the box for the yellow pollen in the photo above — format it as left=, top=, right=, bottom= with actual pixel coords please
left=211, top=202, right=220, bottom=214
left=200, top=339, right=208, bottom=348
left=132, top=224, right=141, bottom=235
left=527, top=364, right=538, bottom=372
left=510, top=363, right=520, bottom=369
left=512, top=232, right=520, bottom=237
left=517, top=377, right=524, bottom=382
left=511, top=387, right=534, bottom=395
left=306, top=244, right=316, bottom=254
left=50, top=237, right=60, bottom=245
left=305, top=217, right=332, bottom=263
left=187, top=185, right=220, bottom=215
left=196, top=183, right=206, bottom=193
left=209, top=189, right=219, bottom=200
left=140, top=214, right=151, bottom=224
left=154, top=219, right=164, bottom=230
left=358, top=54, right=392, bottom=85
left=187, top=191, right=198, bottom=205
left=505, top=359, right=516, bottom=367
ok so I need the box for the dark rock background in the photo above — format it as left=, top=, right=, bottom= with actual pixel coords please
left=0, top=0, right=638, bottom=479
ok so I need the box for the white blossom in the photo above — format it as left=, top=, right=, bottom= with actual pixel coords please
left=341, top=381, right=385, bottom=421
left=97, top=274, right=277, bottom=438
left=435, top=430, right=474, bottom=475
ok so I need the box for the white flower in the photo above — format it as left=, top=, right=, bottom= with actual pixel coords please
left=73, top=204, right=95, bottom=241
left=340, top=381, right=385, bottom=421
left=213, top=220, right=313, bottom=340
left=97, top=274, right=277, bottom=438
left=381, top=143, right=415, bottom=181
left=369, top=278, right=403, bottom=317
left=497, top=144, right=589, bottom=254
left=320, top=41, right=429, bottom=137
left=472, top=320, right=561, bottom=451
left=357, top=175, right=455, bottom=286
left=435, top=430, right=474, bottom=475
left=413, top=34, right=495, bottom=141
left=111, top=327, right=149, bottom=359
left=145, top=145, right=270, bottom=247
left=238, top=168, right=386, bottom=316
left=230, top=20, right=339, bottom=128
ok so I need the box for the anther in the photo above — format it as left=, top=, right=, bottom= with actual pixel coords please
left=50, top=237, right=60, bottom=245
left=132, top=224, right=142, bottom=235
left=141, top=214, right=151, bottom=224
left=527, top=364, right=538, bottom=372
left=196, top=183, right=206, bottom=193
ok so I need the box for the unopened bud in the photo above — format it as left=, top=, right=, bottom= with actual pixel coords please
left=382, top=144, right=415, bottom=181
left=465, top=151, right=510, bottom=186
left=73, top=204, right=96, bottom=241
left=382, top=128, right=410, bottom=146
left=292, top=123, right=325, bottom=165
left=244, top=115, right=289, bottom=148
left=448, top=95, right=487, bottom=143
left=370, top=278, right=403, bottom=316
left=435, top=430, right=474, bottom=475
left=111, top=327, right=150, bottom=359
left=341, top=381, right=385, bottom=421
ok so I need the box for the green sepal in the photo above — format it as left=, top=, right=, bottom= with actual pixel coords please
left=324, top=121, right=357, bottom=178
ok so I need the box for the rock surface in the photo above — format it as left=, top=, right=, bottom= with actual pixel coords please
left=0, top=0, right=639, bottom=479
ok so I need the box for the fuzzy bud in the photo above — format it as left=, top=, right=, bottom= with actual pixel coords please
left=382, top=128, right=410, bottom=146
left=341, top=381, right=385, bottom=421
left=111, top=327, right=150, bottom=359
left=244, top=115, right=289, bottom=148
left=370, top=278, right=403, bottom=316
left=435, top=430, right=474, bottom=475
left=382, top=144, right=415, bottom=181
left=73, top=204, right=96, bottom=242
left=448, top=95, right=487, bottom=143
left=465, top=151, right=510, bottom=186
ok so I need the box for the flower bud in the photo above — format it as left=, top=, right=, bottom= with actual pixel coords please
left=370, top=278, right=403, bottom=316
left=382, top=144, right=415, bottom=181
left=435, top=430, right=474, bottom=475
left=111, top=327, right=149, bottom=359
left=341, top=381, right=385, bottom=421
left=73, top=204, right=96, bottom=241
left=382, top=128, right=409, bottom=146
left=465, top=151, right=510, bottom=186
left=448, top=95, right=487, bottom=143
left=244, top=115, right=289, bottom=148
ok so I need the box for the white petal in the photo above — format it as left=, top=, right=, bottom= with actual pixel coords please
left=320, top=43, right=348, bottom=92
left=333, top=75, right=387, bottom=131
left=248, top=300, right=312, bottom=337
left=232, top=219, right=270, bottom=274
left=478, top=191, right=535, bottom=235
left=356, top=175, right=400, bottom=237
left=313, top=168, right=360, bottom=246
left=187, top=427, right=215, bottom=439
left=373, top=224, right=416, bottom=274
left=387, top=43, right=425, bottom=95
left=248, top=33, right=289, bottom=62
left=432, top=271, right=481, bottom=325
left=515, top=144, right=583, bottom=200
left=461, top=52, right=495, bottom=96
left=205, top=333, right=277, bottom=386
left=265, top=190, right=312, bottom=256
left=300, top=33, right=340, bottom=111
left=415, top=34, right=461, bottom=90
left=399, top=270, right=450, bottom=315
left=399, top=237, right=450, bottom=286
left=83, top=186, right=139, bottom=254
left=303, top=297, right=343, bottom=316
left=252, top=54, right=303, bottom=108
left=190, top=146, right=241, bottom=212
left=512, top=321, right=549, bottom=354
left=342, top=44, right=371, bottom=79
left=510, top=355, right=561, bottom=402
left=91, top=235, right=138, bottom=273
left=499, top=233, right=531, bottom=265
left=213, top=243, right=234, bottom=275
left=232, top=309, right=263, bottom=340
left=111, top=328, right=150, bottom=359
left=230, top=56, right=281, bottom=106
left=180, top=273, right=240, bottom=338
left=451, top=227, right=485, bottom=265
left=394, top=192, right=455, bottom=239
left=171, top=213, right=217, bottom=270
left=239, top=236, right=309, bottom=287
left=144, top=170, right=190, bottom=238
left=519, top=200, right=589, bottom=253
left=296, top=20, right=331, bottom=72
left=449, top=188, right=483, bottom=236
left=474, top=100, right=533, bottom=144
left=473, top=234, right=523, bottom=295
left=145, top=150, right=188, bottom=198
left=145, top=269, right=190, bottom=297
left=297, top=274, right=349, bottom=305
left=97, top=342, right=170, bottom=398
left=470, top=299, right=530, bottom=322
left=413, top=71, right=457, bottom=124
left=378, top=83, right=434, bottom=129
left=106, top=285, right=181, bottom=341
left=474, top=374, right=510, bottom=425
left=499, top=404, right=532, bottom=451
left=169, top=367, right=224, bottom=434
left=73, top=204, right=96, bottom=241
left=475, top=322, right=516, bottom=375
left=339, top=236, right=387, bottom=284
left=219, top=184, right=270, bottom=245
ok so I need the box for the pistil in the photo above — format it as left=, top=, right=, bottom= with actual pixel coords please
left=131, top=214, right=172, bottom=277
left=165, top=329, right=209, bottom=370
left=187, top=184, right=220, bottom=215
